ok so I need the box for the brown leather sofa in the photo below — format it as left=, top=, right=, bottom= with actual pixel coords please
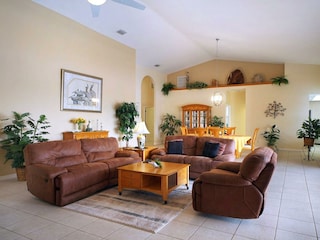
left=24, top=137, right=141, bottom=206
left=150, top=135, right=236, bottom=179
left=192, top=147, right=277, bottom=219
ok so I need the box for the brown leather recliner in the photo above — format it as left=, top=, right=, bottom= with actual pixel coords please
left=192, top=147, right=277, bottom=219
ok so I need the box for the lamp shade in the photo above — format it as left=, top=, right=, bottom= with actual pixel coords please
left=88, top=0, right=106, bottom=6
left=134, top=122, right=150, bottom=134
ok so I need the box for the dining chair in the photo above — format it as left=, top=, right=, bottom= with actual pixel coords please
left=206, top=127, right=222, bottom=137
left=192, top=127, right=207, bottom=137
left=180, top=126, right=188, bottom=135
left=224, top=127, right=236, bottom=135
left=242, top=128, right=260, bottom=151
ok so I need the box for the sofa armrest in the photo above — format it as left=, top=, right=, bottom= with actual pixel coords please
left=199, top=170, right=251, bottom=187
left=150, top=148, right=166, bottom=156
left=27, top=164, right=68, bottom=179
left=216, top=162, right=241, bottom=173
left=115, top=150, right=139, bottom=158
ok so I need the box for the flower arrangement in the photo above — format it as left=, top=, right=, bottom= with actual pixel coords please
left=70, top=117, right=86, bottom=124
left=262, top=124, right=280, bottom=150
left=70, top=117, right=86, bottom=131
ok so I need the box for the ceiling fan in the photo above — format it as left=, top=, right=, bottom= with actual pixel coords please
left=88, top=0, right=146, bottom=17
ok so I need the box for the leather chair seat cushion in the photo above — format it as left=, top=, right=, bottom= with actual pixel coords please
left=56, top=162, right=109, bottom=196
left=184, top=156, right=215, bottom=173
left=101, top=157, right=141, bottom=179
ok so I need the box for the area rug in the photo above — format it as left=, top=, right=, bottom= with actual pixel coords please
left=63, top=182, right=193, bottom=233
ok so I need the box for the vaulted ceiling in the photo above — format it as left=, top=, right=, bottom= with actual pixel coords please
left=33, top=0, right=320, bottom=74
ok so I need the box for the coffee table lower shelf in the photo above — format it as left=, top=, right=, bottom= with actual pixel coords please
left=118, top=162, right=190, bottom=204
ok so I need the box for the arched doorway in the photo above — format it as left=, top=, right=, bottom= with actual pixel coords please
left=141, top=76, right=154, bottom=146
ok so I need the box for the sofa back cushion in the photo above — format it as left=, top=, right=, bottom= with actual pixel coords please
left=24, top=140, right=87, bottom=167
left=165, top=135, right=197, bottom=156
left=81, top=137, right=119, bottom=162
left=195, top=137, right=234, bottom=156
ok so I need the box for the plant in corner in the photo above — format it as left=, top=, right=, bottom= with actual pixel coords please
left=115, top=102, right=139, bottom=147
left=271, top=76, right=289, bottom=86
left=0, top=112, right=51, bottom=181
left=296, top=116, right=320, bottom=147
left=161, top=82, right=175, bottom=96
left=262, top=125, right=280, bottom=151
left=159, top=113, right=182, bottom=136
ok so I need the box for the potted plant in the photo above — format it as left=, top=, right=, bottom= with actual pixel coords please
left=159, top=113, right=182, bottom=136
left=296, top=116, right=320, bottom=146
left=262, top=125, right=280, bottom=151
left=115, top=102, right=139, bottom=147
left=0, top=112, right=51, bottom=181
left=209, top=115, right=224, bottom=128
left=161, top=82, right=175, bottom=96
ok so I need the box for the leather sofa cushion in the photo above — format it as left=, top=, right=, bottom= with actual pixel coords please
left=24, top=140, right=87, bottom=167
left=81, top=138, right=118, bottom=162
left=165, top=135, right=197, bottom=155
left=196, top=137, right=232, bottom=156
left=56, top=162, right=109, bottom=196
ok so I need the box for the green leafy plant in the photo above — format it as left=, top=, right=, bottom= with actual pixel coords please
left=159, top=113, right=182, bottom=136
left=186, top=81, right=208, bottom=89
left=271, top=76, right=289, bottom=86
left=115, top=102, right=139, bottom=146
left=0, top=112, right=51, bottom=168
left=296, top=116, right=320, bottom=143
left=209, top=115, right=224, bottom=127
left=262, top=125, right=280, bottom=149
left=161, top=82, right=175, bottom=95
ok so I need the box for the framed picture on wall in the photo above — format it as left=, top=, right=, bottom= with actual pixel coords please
left=60, top=69, right=103, bottom=112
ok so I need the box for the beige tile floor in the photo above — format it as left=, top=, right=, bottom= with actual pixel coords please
left=0, top=149, right=320, bottom=240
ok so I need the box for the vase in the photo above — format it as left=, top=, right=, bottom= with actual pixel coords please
left=77, top=123, right=83, bottom=132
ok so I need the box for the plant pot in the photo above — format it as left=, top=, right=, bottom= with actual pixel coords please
left=304, top=137, right=314, bottom=147
left=15, top=167, right=26, bottom=181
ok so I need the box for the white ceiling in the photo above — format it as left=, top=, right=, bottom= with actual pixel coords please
left=32, top=0, right=320, bottom=74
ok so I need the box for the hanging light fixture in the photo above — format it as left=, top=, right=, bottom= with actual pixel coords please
left=211, top=92, right=223, bottom=106
left=210, top=38, right=222, bottom=106
left=88, top=0, right=106, bottom=6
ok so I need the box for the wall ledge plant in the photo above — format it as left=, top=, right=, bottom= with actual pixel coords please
left=161, top=82, right=175, bottom=95
left=271, top=76, right=289, bottom=86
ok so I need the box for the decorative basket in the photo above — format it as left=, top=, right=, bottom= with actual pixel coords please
left=16, top=167, right=26, bottom=181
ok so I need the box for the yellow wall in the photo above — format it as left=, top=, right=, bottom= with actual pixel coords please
left=158, top=63, right=320, bottom=149
left=0, top=0, right=137, bottom=174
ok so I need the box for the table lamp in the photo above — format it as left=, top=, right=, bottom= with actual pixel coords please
left=134, top=122, right=150, bottom=149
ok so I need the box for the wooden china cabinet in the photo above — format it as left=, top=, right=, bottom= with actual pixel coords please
left=181, top=104, right=211, bottom=129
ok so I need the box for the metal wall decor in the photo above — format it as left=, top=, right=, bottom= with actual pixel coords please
left=265, top=101, right=286, bottom=118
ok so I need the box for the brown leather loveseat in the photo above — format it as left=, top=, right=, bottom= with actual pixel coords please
left=192, top=147, right=277, bottom=219
left=150, top=135, right=236, bottom=179
left=24, top=137, right=141, bottom=206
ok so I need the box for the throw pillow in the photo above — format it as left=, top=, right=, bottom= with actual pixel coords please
left=202, top=141, right=220, bottom=158
left=167, top=139, right=183, bottom=154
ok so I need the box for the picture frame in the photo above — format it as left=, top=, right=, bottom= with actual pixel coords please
left=61, top=69, right=103, bottom=112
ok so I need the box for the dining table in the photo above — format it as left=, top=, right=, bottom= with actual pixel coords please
left=219, top=135, right=251, bottom=158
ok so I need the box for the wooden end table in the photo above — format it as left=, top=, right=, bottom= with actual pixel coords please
left=123, top=146, right=157, bottom=161
left=117, top=161, right=189, bottom=204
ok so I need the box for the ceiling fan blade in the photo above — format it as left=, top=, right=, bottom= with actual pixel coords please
left=90, top=4, right=101, bottom=17
left=112, top=0, right=146, bottom=10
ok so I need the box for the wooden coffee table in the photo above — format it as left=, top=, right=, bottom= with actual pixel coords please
left=117, top=161, right=190, bottom=204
